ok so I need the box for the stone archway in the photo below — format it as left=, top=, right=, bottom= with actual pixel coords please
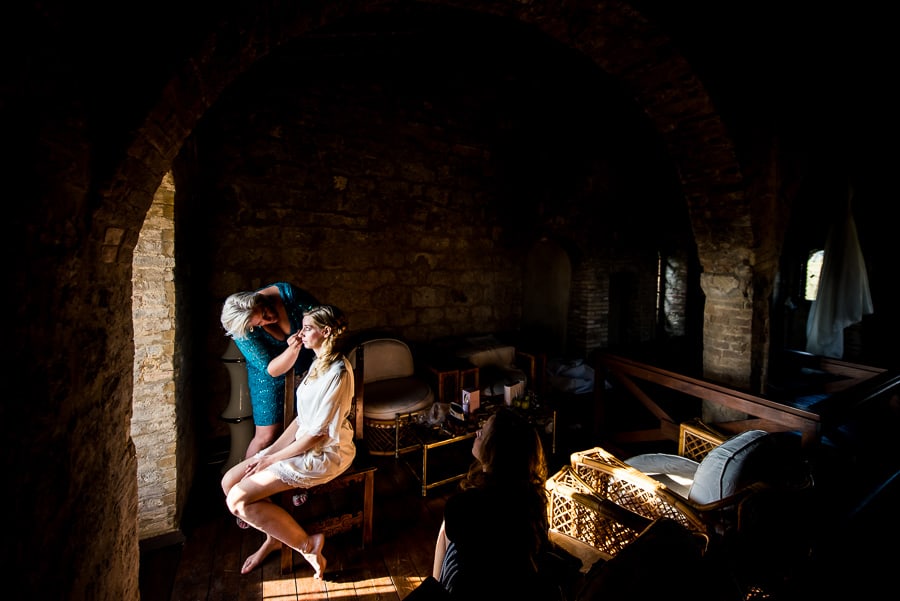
left=80, top=0, right=754, bottom=596
left=110, top=0, right=754, bottom=542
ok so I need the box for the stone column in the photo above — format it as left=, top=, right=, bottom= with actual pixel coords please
left=700, top=269, right=754, bottom=422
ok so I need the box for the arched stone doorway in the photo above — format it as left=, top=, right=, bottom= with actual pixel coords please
left=52, top=2, right=755, bottom=597
left=523, top=238, right=571, bottom=358
left=118, top=0, right=748, bottom=543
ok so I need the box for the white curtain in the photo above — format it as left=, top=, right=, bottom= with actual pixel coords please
left=806, top=187, right=874, bottom=358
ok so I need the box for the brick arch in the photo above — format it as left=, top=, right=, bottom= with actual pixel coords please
left=23, top=2, right=767, bottom=597
left=103, top=0, right=750, bottom=270
left=107, top=0, right=758, bottom=441
left=100, top=1, right=757, bottom=455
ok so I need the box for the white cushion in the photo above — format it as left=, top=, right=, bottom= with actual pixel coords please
left=363, top=377, right=434, bottom=421
left=348, top=338, right=415, bottom=383
left=447, top=337, right=527, bottom=397
left=626, top=429, right=772, bottom=504
left=347, top=338, right=435, bottom=421
left=625, top=453, right=699, bottom=499
left=688, top=429, right=769, bottom=505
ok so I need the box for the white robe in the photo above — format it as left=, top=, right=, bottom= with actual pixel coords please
left=268, top=357, right=356, bottom=487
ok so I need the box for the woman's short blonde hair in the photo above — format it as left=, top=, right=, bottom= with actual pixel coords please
left=220, top=291, right=271, bottom=339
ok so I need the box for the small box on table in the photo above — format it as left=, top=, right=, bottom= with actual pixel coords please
left=503, top=381, right=525, bottom=406
left=461, top=388, right=480, bottom=414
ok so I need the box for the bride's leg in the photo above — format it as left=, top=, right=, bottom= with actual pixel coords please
left=227, top=472, right=326, bottom=578
left=241, top=534, right=281, bottom=574
left=300, top=532, right=327, bottom=579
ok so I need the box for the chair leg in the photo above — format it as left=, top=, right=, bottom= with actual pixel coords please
left=279, top=467, right=377, bottom=574
left=280, top=541, right=293, bottom=575
left=362, top=469, right=375, bottom=546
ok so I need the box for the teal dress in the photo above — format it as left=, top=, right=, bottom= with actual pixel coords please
left=233, top=282, right=318, bottom=426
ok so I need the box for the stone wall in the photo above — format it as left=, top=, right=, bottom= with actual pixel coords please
left=132, top=174, right=181, bottom=538
left=180, top=30, right=687, bottom=445
left=13, top=2, right=899, bottom=599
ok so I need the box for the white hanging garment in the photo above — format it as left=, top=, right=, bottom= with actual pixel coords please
left=806, top=188, right=874, bottom=358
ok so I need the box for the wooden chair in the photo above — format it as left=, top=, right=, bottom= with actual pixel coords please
left=278, top=346, right=376, bottom=575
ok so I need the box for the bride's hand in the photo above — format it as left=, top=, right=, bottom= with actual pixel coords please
left=242, top=456, right=268, bottom=479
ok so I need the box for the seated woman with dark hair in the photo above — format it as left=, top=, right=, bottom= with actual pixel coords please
left=425, top=406, right=575, bottom=601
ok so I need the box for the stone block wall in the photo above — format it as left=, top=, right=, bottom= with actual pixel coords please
left=132, top=174, right=184, bottom=539
left=179, top=38, right=686, bottom=445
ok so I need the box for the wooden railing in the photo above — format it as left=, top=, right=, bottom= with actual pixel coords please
left=593, top=352, right=894, bottom=449
left=808, top=367, right=900, bottom=437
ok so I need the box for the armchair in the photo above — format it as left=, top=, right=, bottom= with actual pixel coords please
left=546, top=450, right=706, bottom=566
left=552, top=424, right=815, bottom=598
left=571, top=427, right=811, bottom=540
left=347, top=337, right=435, bottom=456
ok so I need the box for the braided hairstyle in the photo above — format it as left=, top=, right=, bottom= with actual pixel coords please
left=304, top=305, right=349, bottom=380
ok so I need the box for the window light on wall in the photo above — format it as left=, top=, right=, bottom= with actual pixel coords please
left=804, top=249, right=824, bottom=301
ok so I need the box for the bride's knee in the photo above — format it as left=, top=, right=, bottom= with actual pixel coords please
left=221, top=459, right=250, bottom=493
left=225, top=489, right=247, bottom=516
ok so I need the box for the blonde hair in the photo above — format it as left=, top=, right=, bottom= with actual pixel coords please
left=304, top=305, right=349, bottom=380
left=220, top=291, right=274, bottom=339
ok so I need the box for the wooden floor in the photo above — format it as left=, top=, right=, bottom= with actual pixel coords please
left=140, top=397, right=594, bottom=601
left=140, top=451, right=460, bottom=601
left=140, top=397, right=900, bottom=601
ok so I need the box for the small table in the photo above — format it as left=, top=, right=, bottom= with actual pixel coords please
left=401, top=397, right=557, bottom=496
left=403, top=420, right=477, bottom=496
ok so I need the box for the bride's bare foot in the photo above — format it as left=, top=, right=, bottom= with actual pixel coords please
left=300, top=533, right=326, bottom=579
left=240, top=535, right=280, bottom=574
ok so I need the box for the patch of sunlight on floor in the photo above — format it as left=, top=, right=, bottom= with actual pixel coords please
left=261, top=574, right=398, bottom=599
left=397, top=574, right=428, bottom=593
